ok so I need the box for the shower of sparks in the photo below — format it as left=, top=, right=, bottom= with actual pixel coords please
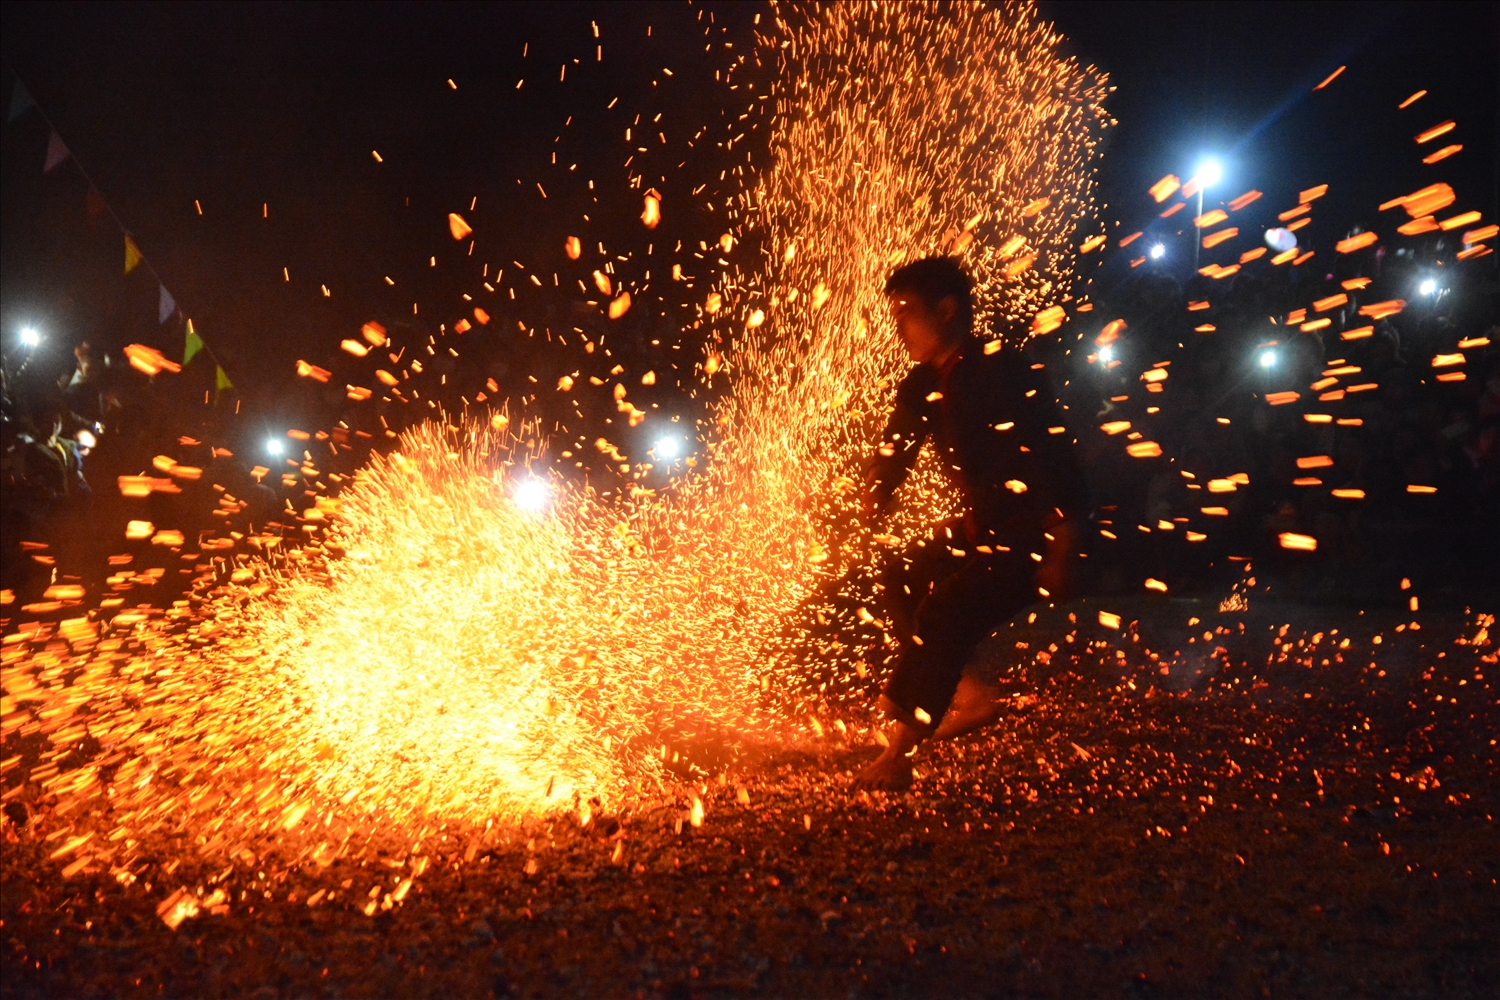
left=716, top=0, right=1108, bottom=711
left=8, top=2, right=1490, bottom=926
left=0, top=1, right=1107, bottom=893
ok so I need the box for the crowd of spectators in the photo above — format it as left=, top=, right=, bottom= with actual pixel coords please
left=1057, top=238, right=1498, bottom=602
left=1, top=342, right=114, bottom=505
left=0, top=334, right=250, bottom=601
left=2, top=341, right=116, bottom=591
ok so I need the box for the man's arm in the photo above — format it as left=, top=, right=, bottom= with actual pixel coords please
left=862, top=372, right=933, bottom=521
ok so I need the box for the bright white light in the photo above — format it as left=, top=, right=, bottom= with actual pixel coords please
left=1149, top=243, right=1165, bottom=260
left=512, top=478, right=551, bottom=512
left=266, top=439, right=285, bottom=456
left=1265, top=228, right=1298, bottom=253
left=1418, top=278, right=1437, bottom=296
left=1259, top=350, right=1278, bottom=369
left=1195, top=158, right=1223, bottom=189
left=75, top=429, right=97, bottom=450
left=1098, top=345, right=1114, bottom=363
left=654, top=436, right=681, bottom=459
left=19, top=328, right=40, bottom=348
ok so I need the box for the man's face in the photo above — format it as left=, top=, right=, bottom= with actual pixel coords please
left=888, top=292, right=957, bottom=365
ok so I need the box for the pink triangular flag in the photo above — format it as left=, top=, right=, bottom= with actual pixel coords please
left=43, top=131, right=70, bottom=173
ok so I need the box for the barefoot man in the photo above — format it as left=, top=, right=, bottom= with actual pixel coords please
left=856, top=257, right=1088, bottom=789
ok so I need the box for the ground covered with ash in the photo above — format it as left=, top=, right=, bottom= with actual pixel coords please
left=3, top=595, right=1496, bottom=999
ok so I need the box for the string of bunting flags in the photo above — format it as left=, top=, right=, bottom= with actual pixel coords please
left=6, top=73, right=235, bottom=403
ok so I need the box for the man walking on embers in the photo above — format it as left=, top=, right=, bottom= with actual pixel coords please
left=856, top=257, right=1088, bottom=789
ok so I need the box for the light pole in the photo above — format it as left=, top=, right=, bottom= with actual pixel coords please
left=1191, top=158, right=1223, bottom=273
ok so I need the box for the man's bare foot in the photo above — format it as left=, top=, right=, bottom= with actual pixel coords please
left=854, top=750, right=914, bottom=790
left=932, top=677, right=1003, bottom=741
left=931, top=700, right=1001, bottom=740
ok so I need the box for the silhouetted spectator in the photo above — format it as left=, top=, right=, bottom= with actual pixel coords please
left=10, top=404, right=90, bottom=504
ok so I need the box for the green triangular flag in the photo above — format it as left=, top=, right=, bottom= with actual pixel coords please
left=183, top=319, right=204, bottom=365
left=214, top=365, right=233, bottom=402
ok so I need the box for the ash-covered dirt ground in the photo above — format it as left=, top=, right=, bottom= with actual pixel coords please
left=3, top=595, right=1497, bottom=999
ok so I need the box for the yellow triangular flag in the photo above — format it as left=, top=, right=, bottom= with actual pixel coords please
left=124, top=236, right=143, bottom=275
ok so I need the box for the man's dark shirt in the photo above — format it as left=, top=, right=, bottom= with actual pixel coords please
left=868, top=336, right=1089, bottom=544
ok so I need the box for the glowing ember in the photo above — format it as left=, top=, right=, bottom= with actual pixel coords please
left=1278, top=532, right=1318, bottom=552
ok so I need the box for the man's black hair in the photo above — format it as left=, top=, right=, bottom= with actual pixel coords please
left=884, top=256, right=973, bottom=337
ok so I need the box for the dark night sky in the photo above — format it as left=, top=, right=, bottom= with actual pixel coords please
left=2, top=1, right=1495, bottom=451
